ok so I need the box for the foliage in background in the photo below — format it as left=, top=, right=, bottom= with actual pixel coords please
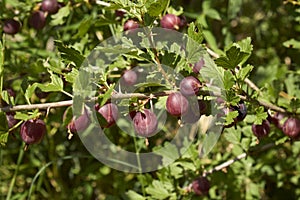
left=1, top=0, right=300, bottom=199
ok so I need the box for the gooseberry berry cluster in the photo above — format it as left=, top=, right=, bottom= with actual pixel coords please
left=2, top=0, right=63, bottom=34
left=251, top=112, right=300, bottom=140
left=2, top=5, right=300, bottom=198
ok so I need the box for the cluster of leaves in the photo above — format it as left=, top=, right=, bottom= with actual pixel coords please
left=1, top=0, right=300, bottom=199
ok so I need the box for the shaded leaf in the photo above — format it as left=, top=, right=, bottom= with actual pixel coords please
left=54, top=41, right=85, bottom=68
left=146, top=0, right=168, bottom=17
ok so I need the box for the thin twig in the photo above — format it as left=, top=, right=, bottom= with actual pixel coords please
left=203, top=153, right=247, bottom=176
left=244, top=78, right=260, bottom=93
left=0, top=91, right=176, bottom=112
left=202, top=142, right=276, bottom=177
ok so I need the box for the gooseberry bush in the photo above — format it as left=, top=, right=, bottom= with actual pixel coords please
left=1, top=0, right=300, bottom=199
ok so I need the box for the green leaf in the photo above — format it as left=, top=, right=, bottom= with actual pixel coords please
left=215, top=46, right=249, bottom=69
left=25, top=83, right=38, bottom=104
left=203, top=30, right=219, bottom=53
left=205, top=8, right=221, bottom=20
left=223, top=70, right=234, bottom=90
left=1, top=90, right=14, bottom=105
left=254, top=106, right=268, bottom=124
left=236, top=37, right=253, bottom=54
left=225, top=90, right=240, bottom=105
left=14, top=110, right=40, bottom=121
left=187, top=22, right=204, bottom=44
left=235, top=37, right=253, bottom=65
left=224, top=110, right=239, bottom=126
left=0, top=132, right=9, bottom=147
left=37, top=71, right=63, bottom=92
left=283, top=39, right=300, bottom=49
left=94, top=15, right=119, bottom=27
left=154, top=143, right=179, bottom=165
left=72, top=95, right=85, bottom=117
left=175, top=161, right=196, bottom=171
left=62, top=106, right=73, bottom=128
left=168, top=163, right=184, bottom=179
left=237, top=64, right=254, bottom=80
left=146, top=0, right=168, bottom=17
left=73, top=17, right=93, bottom=39
left=0, top=112, right=9, bottom=136
left=124, top=190, right=145, bottom=200
left=99, top=84, right=115, bottom=107
left=224, top=127, right=241, bottom=144
left=241, top=138, right=251, bottom=151
left=228, top=0, right=242, bottom=19
left=73, top=69, right=94, bottom=98
left=200, top=53, right=225, bottom=95
left=146, top=180, right=170, bottom=199
left=275, top=136, right=289, bottom=145
left=290, top=98, right=300, bottom=112
left=216, top=37, right=252, bottom=69
left=64, top=68, right=79, bottom=84
left=54, top=41, right=85, bottom=68
left=50, top=5, right=70, bottom=26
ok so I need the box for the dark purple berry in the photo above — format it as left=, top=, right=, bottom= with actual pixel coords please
left=29, top=11, right=46, bottom=30
left=6, top=112, right=19, bottom=129
left=166, top=92, right=189, bottom=117
left=235, top=102, right=247, bottom=122
left=41, top=0, right=59, bottom=14
left=20, top=119, right=46, bottom=144
left=269, top=112, right=286, bottom=129
left=115, top=10, right=126, bottom=19
left=252, top=120, right=270, bottom=139
left=192, top=177, right=210, bottom=196
left=124, top=20, right=139, bottom=31
left=282, top=117, right=300, bottom=139
left=160, top=14, right=181, bottom=30
left=179, top=76, right=201, bottom=96
left=67, top=110, right=90, bottom=133
left=133, top=109, right=158, bottom=137
left=121, top=70, right=138, bottom=86
left=97, top=103, right=118, bottom=128
left=6, top=88, right=16, bottom=98
left=179, top=15, right=187, bottom=28
left=3, top=19, right=21, bottom=35
left=192, top=58, right=205, bottom=74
